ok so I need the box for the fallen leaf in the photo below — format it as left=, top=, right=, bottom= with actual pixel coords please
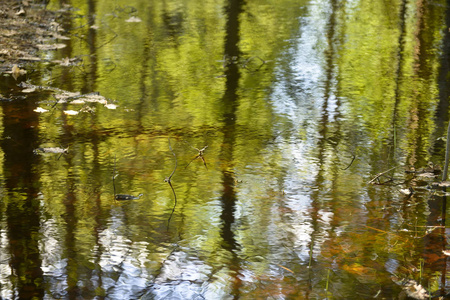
left=11, top=64, right=26, bottom=80
left=79, top=94, right=107, bottom=104
left=18, top=55, right=41, bottom=61
left=399, top=187, right=414, bottom=195
left=276, top=264, right=294, bottom=274
left=417, top=172, right=436, bottom=178
left=55, top=91, right=80, bottom=102
left=36, top=43, right=67, bottom=50
left=52, top=33, right=70, bottom=40
left=125, top=16, right=142, bottom=23
left=34, top=107, right=48, bottom=113
left=71, top=99, right=85, bottom=104
left=22, top=87, right=35, bottom=93
left=443, top=250, right=450, bottom=256
left=105, top=103, right=117, bottom=109
left=403, top=280, right=429, bottom=300
left=16, top=7, right=25, bottom=16
left=64, top=110, right=79, bottom=115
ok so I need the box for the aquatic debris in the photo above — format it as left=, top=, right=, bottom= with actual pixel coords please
left=11, top=64, right=26, bottom=80
left=399, top=187, right=414, bottom=196
left=52, top=56, right=81, bottom=67
left=110, top=156, right=143, bottom=201
left=125, top=16, right=142, bottom=23
left=34, top=147, right=68, bottom=154
left=34, top=107, right=48, bottom=113
left=165, top=138, right=178, bottom=227
left=15, top=7, right=25, bottom=16
left=104, top=103, right=117, bottom=109
left=22, top=87, right=35, bottom=93
left=63, top=110, right=79, bottom=115
left=368, top=166, right=397, bottom=184
left=18, top=82, right=66, bottom=93
left=71, top=99, right=86, bottom=104
left=54, top=91, right=83, bottom=103
left=36, top=43, right=66, bottom=50
left=416, top=172, right=436, bottom=179
left=17, top=82, right=118, bottom=111
left=80, top=106, right=95, bottom=113
left=185, top=143, right=208, bottom=169
left=115, top=193, right=143, bottom=201
left=401, top=279, right=429, bottom=300
left=429, top=181, right=450, bottom=189
left=341, top=154, right=356, bottom=170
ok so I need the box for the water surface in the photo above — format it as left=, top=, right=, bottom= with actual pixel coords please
left=1, top=0, right=450, bottom=298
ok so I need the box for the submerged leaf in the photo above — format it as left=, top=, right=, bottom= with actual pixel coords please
left=402, top=280, right=429, bottom=300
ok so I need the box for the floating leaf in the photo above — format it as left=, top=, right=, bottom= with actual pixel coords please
left=399, top=187, right=414, bottom=195
left=11, top=64, right=26, bottom=80
left=125, top=16, right=142, bottom=23
left=55, top=91, right=81, bottom=103
left=416, top=172, right=436, bottom=178
left=22, top=87, right=35, bottom=93
left=105, top=103, right=117, bottom=109
left=52, top=33, right=70, bottom=40
left=80, top=94, right=107, bottom=104
left=36, top=43, right=67, bottom=50
left=64, top=110, right=79, bottom=115
left=34, top=107, right=48, bottom=113
left=70, top=99, right=85, bottom=104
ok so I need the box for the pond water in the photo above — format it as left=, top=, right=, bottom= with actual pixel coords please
left=1, top=0, right=450, bottom=299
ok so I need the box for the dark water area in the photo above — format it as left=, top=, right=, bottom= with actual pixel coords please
left=1, top=0, right=450, bottom=299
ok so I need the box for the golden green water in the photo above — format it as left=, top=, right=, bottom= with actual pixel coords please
left=1, top=0, right=450, bottom=298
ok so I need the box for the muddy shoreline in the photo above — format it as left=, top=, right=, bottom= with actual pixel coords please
left=0, top=0, right=69, bottom=74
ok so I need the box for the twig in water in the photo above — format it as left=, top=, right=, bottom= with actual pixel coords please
left=113, top=155, right=117, bottom=200
left=443, top=121, right=450, bottom=181
left=341, top=154, right=356, bottom=170
left=368, top=166, right=397, bottom=184
left=165, top=138, right=178, bottom=226
left=185, top=142, right=208, bottom=169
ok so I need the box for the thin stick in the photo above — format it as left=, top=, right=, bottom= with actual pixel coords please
left=341, top=154, right=356, bottom=170
left=184, top=143, right=208, bottom=169
left=165, top=138, right=178, bottom=227
left=443, top=121, right=450, bottom=181
left=368, top=166, right=397, bottom=184
left=113, top=155, right=117, bottom=199
left=165, top=139, right=177, bottom=182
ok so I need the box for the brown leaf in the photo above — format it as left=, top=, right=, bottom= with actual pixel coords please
left=11, top=64, right=26, bottom=80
